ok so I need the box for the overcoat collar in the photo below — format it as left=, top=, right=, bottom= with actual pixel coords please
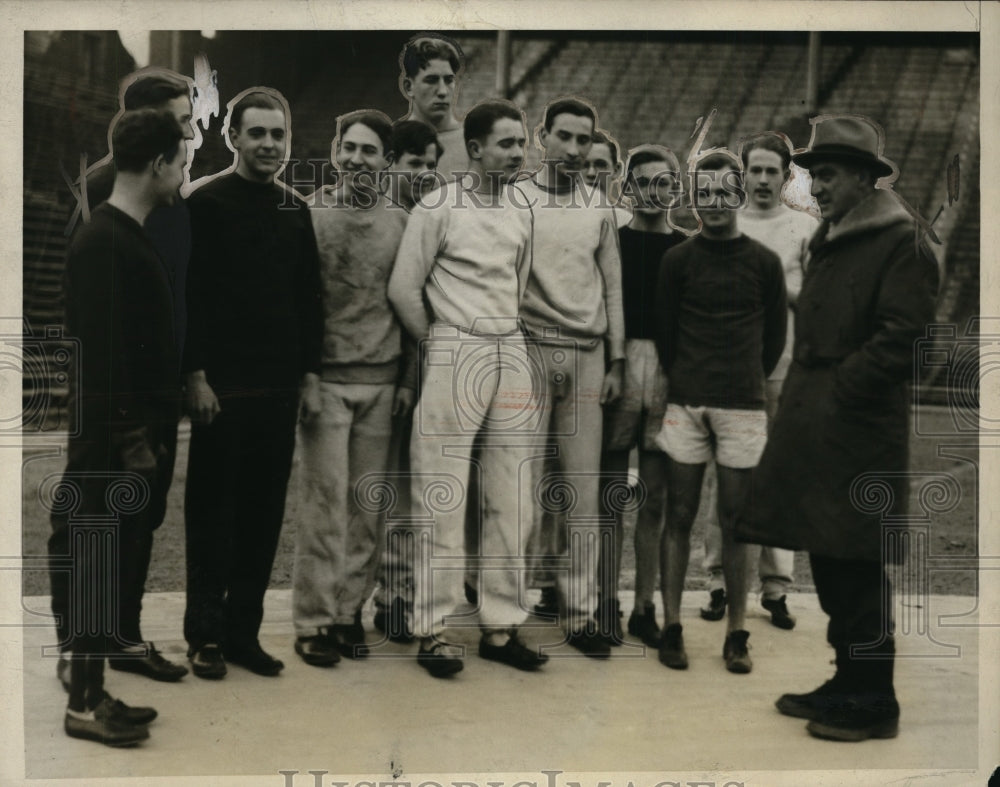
left=811, top=189, right=911, bottom=252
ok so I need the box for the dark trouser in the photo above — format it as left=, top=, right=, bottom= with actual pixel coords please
left=183, top=393, right=298, bottom=652
left=49, top=420, right=177, bottom=652
left=809, top=553, right=896, bottom=694
left=49, top=452, right=169, bottom=711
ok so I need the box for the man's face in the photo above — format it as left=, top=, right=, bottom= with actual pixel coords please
left=336, top=122, right=389, bottom=188
left=160, top=94, right=196, bottom=141
left=474, top=117, right=526, bottom=184
left=745, top=148, right=786, bottom=210
left=229, top=107, right=286, bottom=183
left=583, top=142, right=616, bottom=190
left=631, top=160, right=679, bottom=215
left=390, top=142, right=439, bottom=206
left=695, top=166, right=742, bottom=234
left=406, top=59, right=457, bottom=126
left=540, top=112, right=593, bottom=179
left=808, top=160, right=869, bottom=224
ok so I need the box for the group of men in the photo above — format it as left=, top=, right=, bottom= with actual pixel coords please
left=48, top=33, right=939, bottom=749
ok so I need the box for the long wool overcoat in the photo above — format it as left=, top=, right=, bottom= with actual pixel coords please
left=738, top=188, right=940, bottom=563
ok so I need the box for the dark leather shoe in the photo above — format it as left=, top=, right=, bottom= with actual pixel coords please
left=479, top=633, right=549, bottom=671
left=98, top=691, right=158, bottom=725
left=627, top=603, right=661, bottom=648
left=109, top=642, right=188, bottom=682
left=700, top=589, right=726, bottom=621
left=762, top=595, right=797, bottom=630
left=566, top=627, right=611, bottom=659
left=417, top=640, right=464, bottom=678
left=188, top=643, right=227, bottom=680
left=776, top=678, right=846, bottom=720
left=658, top=623, right=688, bottom=670
left=225, top=641, right=284, bottom=676
left=723, top=629, right=753, bottom=674
left=64, top=698, right=149, bottom=747
left=807, top=694, right=900, bottom=741
left=295, top=633, right=341, bottom=667
left=332, top=622, right=369, bottom=660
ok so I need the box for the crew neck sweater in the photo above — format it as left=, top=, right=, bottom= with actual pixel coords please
left=517, top=177, right=625, bottom=359
left=655, top=233, right=787, bottom=409
left=388, top=180, right=533, bottom=339
left=307, top=189, right=410, bottom=385
left=183, top=173, right=323, bottom=391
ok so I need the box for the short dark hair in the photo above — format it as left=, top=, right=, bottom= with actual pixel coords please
left=590, top=130, right=621, bottom=168
left=123, top=72, right=189, bottom=111
left=694, top=148, right=741, bottom=174
left=627, top=145, right=680, bottom=177
left=400, top=34, right=463, bottom=79
left=740, top=132, right=792, bottom=171
left=464, top=100, right=523, bottom=146
left=112, top=108, right=184, bottom=173
left=230, top=91, right=284, bottom=132
left=389, top=119, right=443, bottom=161
left=543, top=97, right=596, bottom=132
left=337, top=110, right=393, bottom=154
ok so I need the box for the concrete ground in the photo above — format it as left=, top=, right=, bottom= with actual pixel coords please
left=9, top=588, right=986, bottom=785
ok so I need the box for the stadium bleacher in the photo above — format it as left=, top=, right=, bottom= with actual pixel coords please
left=21, top=30, right=980, bottom=421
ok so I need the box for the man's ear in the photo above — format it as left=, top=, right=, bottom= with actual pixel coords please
left=466, top=138, right=482, bottom=161
left=151, top=153, right=167, bottom=178
left=538, top=126, right=549, bottom=150
left=227, top=123, right=239, bottom=148
left=384, top=150, right=396, bottom=167
left=402, top=77, right=413, bottom=99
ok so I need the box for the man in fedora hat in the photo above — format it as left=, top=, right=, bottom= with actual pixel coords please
left=738, top=114, right=939, bottom=741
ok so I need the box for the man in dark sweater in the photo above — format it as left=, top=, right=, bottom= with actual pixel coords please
left=598, top=144, right=685, bottom=647
left=57, top=108, right=187, bottom=746
left=51, top=71, right=195, bottom=688
left=654, top=150, right=786, bottom=674
left=182, top=89, right=323, bottom=679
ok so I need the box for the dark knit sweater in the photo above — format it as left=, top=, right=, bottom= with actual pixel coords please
left=65, top=203, right=179, bottom=442
left=618, top=226, right=685, bottom=340
left=81, top=163, right=192, bottom=359
left=183, top=173, right=322, bottom=392
left=655, top=233, right=787, bottom=409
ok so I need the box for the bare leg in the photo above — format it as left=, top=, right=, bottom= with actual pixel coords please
left=716, top=464, right=752, bottom=633
left=597, top=448, right=630, bottom=601
left=634, top=449, right=667, bottom=608
left=660, top=459, right=706, bottom=626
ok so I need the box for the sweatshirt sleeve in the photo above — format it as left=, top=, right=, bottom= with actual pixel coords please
left=388, top=203, right=444, bottom=342
left=597, top=212, right=626, bottom=362
left=761, top=247, right=788, bottom=377
left=515, top=203, right=534, bottom=305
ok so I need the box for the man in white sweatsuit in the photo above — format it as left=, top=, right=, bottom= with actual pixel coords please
left=388, top=99, right=544, bottom=678
left=519, top=98, right=625, bottom=658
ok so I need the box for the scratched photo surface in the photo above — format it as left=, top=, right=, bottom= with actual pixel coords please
left=9, top=12, right=994, bottom=787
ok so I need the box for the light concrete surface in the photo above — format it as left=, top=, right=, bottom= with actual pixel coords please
left=16, top=589, right=981, bottom=781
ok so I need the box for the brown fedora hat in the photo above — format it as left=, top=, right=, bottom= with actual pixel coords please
left=792, top=115, right=895, bottom=179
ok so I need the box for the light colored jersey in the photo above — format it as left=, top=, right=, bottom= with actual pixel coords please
left=739, top=203, right=818, bottom=381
